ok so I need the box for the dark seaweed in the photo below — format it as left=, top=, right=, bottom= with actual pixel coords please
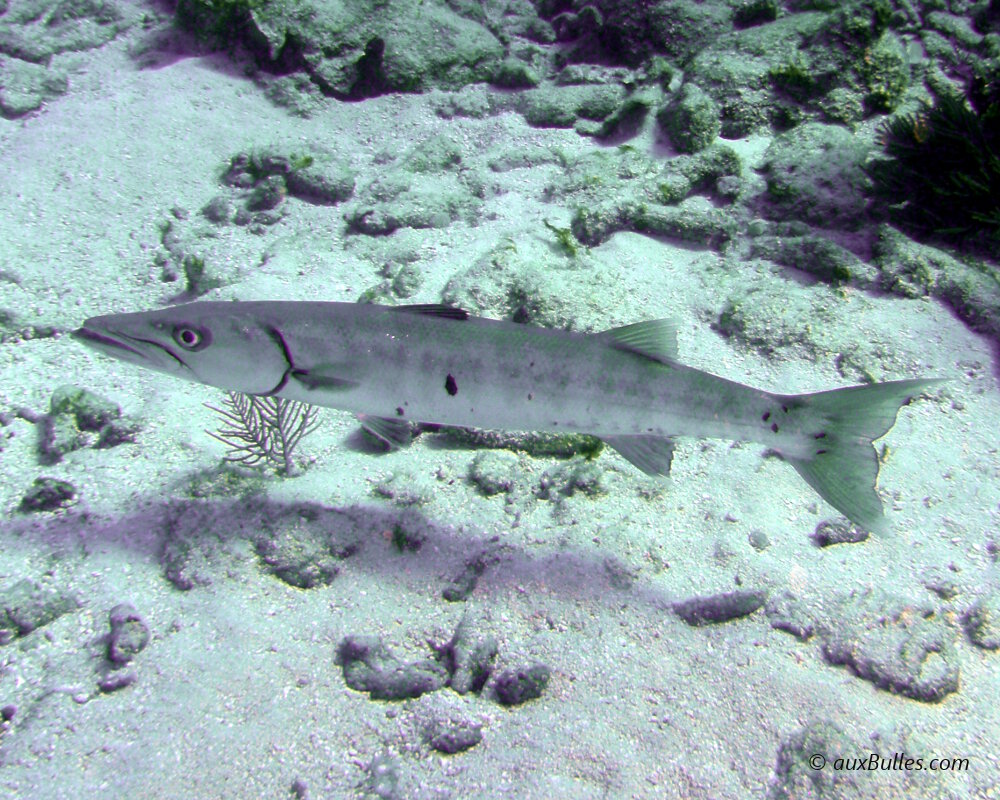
left=867, top=87, right=1000, bottom=257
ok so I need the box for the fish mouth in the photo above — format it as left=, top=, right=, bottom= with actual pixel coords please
left=72, top=326, right=152, bottom=362
left=72, top=324, right=185, bottom=373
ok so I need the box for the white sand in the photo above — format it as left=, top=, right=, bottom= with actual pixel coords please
left=0, top=6, right=997, bottom=798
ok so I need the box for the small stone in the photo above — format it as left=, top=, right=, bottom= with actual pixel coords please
left=494, top=663, right=550, bottom=706
left=245, top=175, right=287, bottom=211
left=812, top=519, right=868, bottom=547
left=201, top=195, right=233, bottom=223
left=98, top=670, right=137, bottom=693
left=748, top=529, right=770, bottom=551
left=964, top=594, right=1000, bottom=650
left=673, top=589, right=768, bottom=626
left=336, top=635, right=448, bottom=701
left=425, top=718, right=483, bottom=754
left=107, top=603, right=150, bottom=665
left=19, top=476, right=76, bottom=512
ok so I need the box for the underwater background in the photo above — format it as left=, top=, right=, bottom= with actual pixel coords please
left=1, top=0, right=998, bottom=796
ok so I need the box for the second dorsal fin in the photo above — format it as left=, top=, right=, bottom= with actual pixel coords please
left=599, top=319, right=679, bottom=364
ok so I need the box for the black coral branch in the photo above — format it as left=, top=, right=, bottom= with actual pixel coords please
left=205, top=392, right=320, bottom=476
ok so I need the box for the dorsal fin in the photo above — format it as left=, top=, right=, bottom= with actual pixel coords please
left=599, top=319, right=679, bottom=364
left=391, top=304, right=469, bottom=320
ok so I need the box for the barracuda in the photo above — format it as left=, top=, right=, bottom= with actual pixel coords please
left=72, top=300, right=942, bottom=533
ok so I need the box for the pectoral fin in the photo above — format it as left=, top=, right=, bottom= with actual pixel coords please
left=602, top=434, right=675, bottom=476
left=290, top=364, right=362, bottom=392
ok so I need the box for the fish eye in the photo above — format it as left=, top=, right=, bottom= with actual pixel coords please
left=172, top=324, right=211, bottom=351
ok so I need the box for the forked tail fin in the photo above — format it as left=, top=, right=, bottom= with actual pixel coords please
left=782, top=379, right=944, bottom=535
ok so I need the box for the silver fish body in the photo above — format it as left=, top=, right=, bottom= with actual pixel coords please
left=73, top=300, right=942, bottom=533
left=263, top=305, right=773, bottom=444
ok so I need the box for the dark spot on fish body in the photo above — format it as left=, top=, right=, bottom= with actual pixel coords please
left=813, top=432, right=826, bottom=439
left=770, top=422, right=779, bottom=433
left=527, top=393, right=533, bottom=401
left=762, top=411, right=771, bottom=422
left=445, top=374, right=458, bottom=396
left=396, top=407, right=404, bottom=416
left=816, top=449, right=827, bottom=455
left=781, top=404, right=789, bottom=413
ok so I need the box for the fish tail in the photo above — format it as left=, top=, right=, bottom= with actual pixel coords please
left=781, top=379, right=943, bottom=535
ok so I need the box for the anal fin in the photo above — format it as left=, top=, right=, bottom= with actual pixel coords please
left=358, top=414, right=414, bottom=449
left=602, top=434, right=675, bottom=476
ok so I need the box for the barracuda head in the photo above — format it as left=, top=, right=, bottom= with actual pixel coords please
left=72, top=301, right=292, bottom=395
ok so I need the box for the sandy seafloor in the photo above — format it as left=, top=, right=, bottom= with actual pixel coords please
left=1, top=3, right=999, bottom=799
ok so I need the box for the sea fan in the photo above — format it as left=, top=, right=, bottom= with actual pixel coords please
left=205, top=392, right=320, bottom=476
